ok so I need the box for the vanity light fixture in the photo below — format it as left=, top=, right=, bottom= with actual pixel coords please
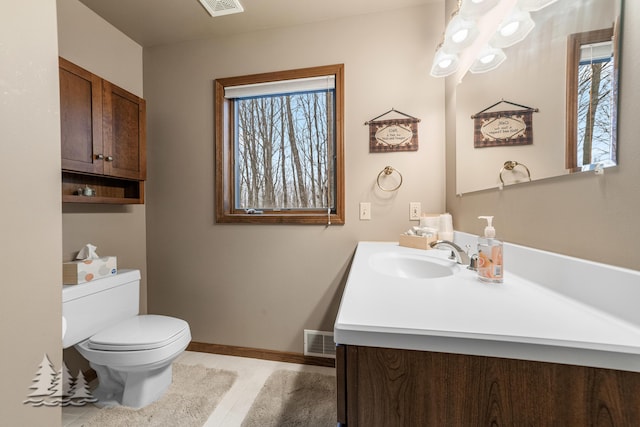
left=469, top=45, right=506, bottom=73
left=491, top=6, right=535, bottom=48
left=429, top=0, right=477, bottom=77
left=430, top=0, right=541, bottom=77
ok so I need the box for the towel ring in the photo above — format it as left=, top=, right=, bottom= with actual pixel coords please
left=376, top=166, right=403, bottom=192
left=499, top=160, right=531, bottom=184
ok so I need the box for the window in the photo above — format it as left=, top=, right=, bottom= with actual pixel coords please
left=215, top=64, right=344, bottom=224
left=566, top=28, right=617, bottom=172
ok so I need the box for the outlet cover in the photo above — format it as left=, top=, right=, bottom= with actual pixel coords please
left=359, top=202, right=371, bottom=220
left=410, top=202, right=421, bottom=220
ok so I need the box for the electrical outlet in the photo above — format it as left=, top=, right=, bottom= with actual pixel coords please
left=359, top=202, right=371, bottom=220
left=409, top=202, right=421, bottom=220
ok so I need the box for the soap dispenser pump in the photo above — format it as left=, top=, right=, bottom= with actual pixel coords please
left=477, top=216, right=503, bottom=283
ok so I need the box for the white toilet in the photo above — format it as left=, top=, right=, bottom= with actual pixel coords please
left=62, top=269, right=191, bottom=408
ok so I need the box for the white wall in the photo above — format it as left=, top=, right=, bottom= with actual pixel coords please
left=0, top=0, right=63, bottom=425
left=143, top=4, right=446, bottom=353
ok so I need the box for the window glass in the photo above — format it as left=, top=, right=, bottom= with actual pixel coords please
left=232, top=85, right=335, bottom=211
left=576, top=41, right=614, bottom=169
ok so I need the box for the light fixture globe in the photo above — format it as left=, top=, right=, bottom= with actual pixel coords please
left=469, top=46, right=506, bottom=73
left=491, top=7, right=535, bottom=48
left=443, top=13, right=479, bottom=53
left=430, top=46, right=460, bottom=78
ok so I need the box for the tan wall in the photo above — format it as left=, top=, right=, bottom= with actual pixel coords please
left=57, top=0, right=146, bottom=373
left=0, top=0, right=63, bottom=425
left=447, top=1, right=640, bottom=271
left=143, top=4, right=446, bottom=353
left=57, top=0, right=147, bottom=313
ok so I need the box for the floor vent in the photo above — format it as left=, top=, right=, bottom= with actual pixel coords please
left=198, top=0, right=244, bottom=17
left=304, top=330, right=336, bottom=359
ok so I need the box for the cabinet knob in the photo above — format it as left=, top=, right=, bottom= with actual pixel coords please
left=106, top=156, right=114, bottom=162
left=96, top=154, right=104, bottom=160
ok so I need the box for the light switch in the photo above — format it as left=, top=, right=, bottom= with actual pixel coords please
left=410, top=202, right=421, bottom=220
left=359, top=202, right=371, bottom=220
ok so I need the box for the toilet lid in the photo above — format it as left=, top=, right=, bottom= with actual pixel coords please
left=88, top=315, right=189, bottom=351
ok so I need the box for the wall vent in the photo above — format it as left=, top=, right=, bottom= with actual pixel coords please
left=198, top=0, right=244, bottom=17
left=304, top=330, right=336, bottom=359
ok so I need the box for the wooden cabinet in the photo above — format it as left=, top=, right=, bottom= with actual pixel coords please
left=59, top=58, right=146, bottom=203
left=337, top=344, right=640, bottom=426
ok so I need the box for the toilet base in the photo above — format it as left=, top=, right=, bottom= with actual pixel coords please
left=90, top=362, right=173, bottom=409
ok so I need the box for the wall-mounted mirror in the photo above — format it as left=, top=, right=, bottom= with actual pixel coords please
left=456, top=0, right=621, bottom=195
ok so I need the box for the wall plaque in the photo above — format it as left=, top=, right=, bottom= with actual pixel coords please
left=365, top=109, right=420, bottom=153
left=472, top=100, right=538, bottom=148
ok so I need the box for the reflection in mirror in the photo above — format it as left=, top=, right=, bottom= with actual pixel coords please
left=566, top=28, right=616, bottom=173
left=455, top=0, right=621, bottom=195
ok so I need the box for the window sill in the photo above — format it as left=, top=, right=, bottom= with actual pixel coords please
left=215, top=212, right=345, bottom=225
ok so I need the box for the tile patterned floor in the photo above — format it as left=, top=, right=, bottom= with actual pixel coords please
left=61, top=350, right=336, bottom=426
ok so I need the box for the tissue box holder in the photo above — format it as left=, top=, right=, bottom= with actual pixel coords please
left=399, top=234, right=436, bottom=250
left=63, top=257, right=117, bottom=285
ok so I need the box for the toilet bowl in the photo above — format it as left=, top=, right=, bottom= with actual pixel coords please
left=62, top=269, right=191, bottom=408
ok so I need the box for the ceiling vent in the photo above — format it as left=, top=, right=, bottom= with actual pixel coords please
left=198, top=0, right=244, bottom=17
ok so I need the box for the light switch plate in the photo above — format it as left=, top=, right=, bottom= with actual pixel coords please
left=410, top=202, right=421, bottom=220
left=359, top=202, right=371, bottom=220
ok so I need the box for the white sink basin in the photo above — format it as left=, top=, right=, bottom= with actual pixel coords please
left=368, top=251, right=456, bottom=279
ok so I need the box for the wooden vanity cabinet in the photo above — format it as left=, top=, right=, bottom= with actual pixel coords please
left=337, top=344, right=640, bottom=426
left=59, top=57, right=146, bottom=203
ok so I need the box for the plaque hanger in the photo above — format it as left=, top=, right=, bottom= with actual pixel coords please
left=471, top=99, right=539, bottom=119
left=365, top=108, right=421, bottom=125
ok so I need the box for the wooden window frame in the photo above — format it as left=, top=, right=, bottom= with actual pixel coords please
left=215, top=64, right=345, bottom=225
left=565, top=28, right=615, bottom=172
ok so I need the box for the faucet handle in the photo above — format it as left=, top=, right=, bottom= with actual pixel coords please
left=468, top=254, right=478, bottom=271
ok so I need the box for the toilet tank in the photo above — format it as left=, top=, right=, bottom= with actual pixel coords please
left=62, top=269, right=141, bottom=349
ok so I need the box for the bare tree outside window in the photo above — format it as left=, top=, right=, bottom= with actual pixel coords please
left=576, top=54, right=613, bottom=168
left=235, top=91, right=334, bottom=210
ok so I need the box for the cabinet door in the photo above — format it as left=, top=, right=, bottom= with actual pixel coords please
left=102, top=81, right=146, bottom=180
left=59, top=58, right=104, bottom=174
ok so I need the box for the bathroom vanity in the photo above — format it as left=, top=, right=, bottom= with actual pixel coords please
left=334, top=240, right=640, bottom=426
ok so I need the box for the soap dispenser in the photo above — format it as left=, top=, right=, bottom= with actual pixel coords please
left=477, top=216, right=503, bottom=283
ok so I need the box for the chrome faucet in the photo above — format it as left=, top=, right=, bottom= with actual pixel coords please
left=429, top=240, right=471, bottom=266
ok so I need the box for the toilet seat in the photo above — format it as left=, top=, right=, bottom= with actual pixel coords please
left=76, top=314, right=191, bottom=370
left=89, top=315, right=189, bottom=351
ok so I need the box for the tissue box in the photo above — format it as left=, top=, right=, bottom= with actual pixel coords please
left=63, top=257, right=117, bottom=285
left=399, top=234, right=436, bottom=250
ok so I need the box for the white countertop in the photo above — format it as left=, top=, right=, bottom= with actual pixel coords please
left=334, top=241, right=640, bottom=372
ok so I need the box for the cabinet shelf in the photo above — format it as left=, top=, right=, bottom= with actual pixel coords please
left=62, top=171, right=144, bottom=204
